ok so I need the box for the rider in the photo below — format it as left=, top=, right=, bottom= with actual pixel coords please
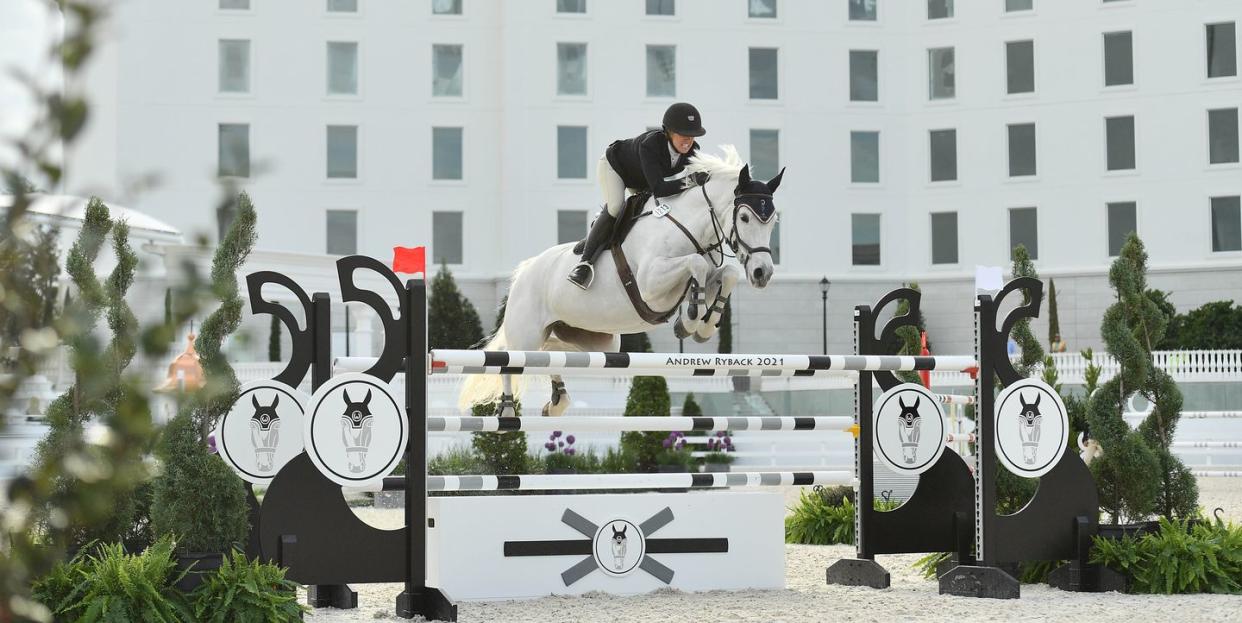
left=567, top=102, right=706, bottom=289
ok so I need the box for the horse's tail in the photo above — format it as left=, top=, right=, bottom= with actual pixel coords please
left=457, top=257, right=536, bottom=411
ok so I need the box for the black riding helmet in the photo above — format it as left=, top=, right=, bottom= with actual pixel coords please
left=662, top=102, right=706, bottom=137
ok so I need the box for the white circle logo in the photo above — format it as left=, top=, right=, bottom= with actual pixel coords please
left=994, top=378, right=1068, bottom=479
left=216, top=380, right=307, bottom=485
left=873, top=383, right=948, bottom=475
left=592, top=519, right=645, bottom=578
left=304, top=373, right=408, bottom=488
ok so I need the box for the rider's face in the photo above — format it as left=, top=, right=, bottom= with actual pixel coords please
left=668, top=132, right=695, bottom=155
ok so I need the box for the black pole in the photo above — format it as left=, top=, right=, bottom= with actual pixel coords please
left=344, top=303, right=351, bottom=357
left=821, top=291, right=828, bottom=355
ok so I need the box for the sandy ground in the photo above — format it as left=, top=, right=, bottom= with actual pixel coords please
left=302, top=477, right=1242, bottom=623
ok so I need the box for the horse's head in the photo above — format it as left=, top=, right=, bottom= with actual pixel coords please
left=250, top=394, right=280, bottom=432
left=732, top=164, right=783, bottom=289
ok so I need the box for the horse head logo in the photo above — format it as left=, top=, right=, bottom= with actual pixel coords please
left=340, top=387, right=375, bottom=473
left=896, top=396, right=923, bottom=464
left=610, top=524, right=628, bottom=571
left=249, top=394, right=281, bottom=471
left=1017, top=392, right=1043, bottom=465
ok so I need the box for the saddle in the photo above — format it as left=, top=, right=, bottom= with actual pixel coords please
left=572, top=192, right=651, bottom=255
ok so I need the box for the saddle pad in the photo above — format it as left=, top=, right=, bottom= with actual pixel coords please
left=573, top=192, right=652, bottom=254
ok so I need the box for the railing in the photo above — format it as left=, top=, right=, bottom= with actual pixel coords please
left=1046, top=350, right=1242, bottom=384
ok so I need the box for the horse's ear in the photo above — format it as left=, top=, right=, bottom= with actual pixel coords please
left=270, top=395, right=280, bottom=409
left=252, top=394, right=261, bottom=410
left=767, top=167, right=786, bottom=193
left=738, top=164, right=751, bottom=186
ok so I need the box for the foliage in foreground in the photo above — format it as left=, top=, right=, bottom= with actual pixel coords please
left=784, top=486, right=898, bottom=546
left=1092, top=517, right=1242, bottom=594
left=31, top=537, right=191, bottom=622
left=191, top=550, right=306, bottom=623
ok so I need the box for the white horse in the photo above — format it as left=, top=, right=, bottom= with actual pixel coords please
left=460, top=145, right=785, bottom=416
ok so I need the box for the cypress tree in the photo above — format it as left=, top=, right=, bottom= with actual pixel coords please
left=894, top=282, right=930, bottom=385
left=620, top=332, right=652, bottom=353
left=1087, top=234, right=1196, bottom=522
left=1047, top=278, right=1061, bottom=349
left=620, top=376, right=673, bottom=472
left=428, top=264, right=485, bottom=350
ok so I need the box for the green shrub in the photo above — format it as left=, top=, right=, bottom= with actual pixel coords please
left=1092, top=517, right=1242, bottom=594
left=152, top=411, right=250, bottom=553
left=470, top=400, right=530, bottom=474
left=429, top=445, right=485, bottom=475
left=786, top=491, right=855, bottom=545
left=31, top=551, right=84, bottom=618
left=619, top=376, right=673, bottom=472
left=191, top=550, right=306, bottom=622
left=42, top=536, right=192, bottom=622
left=600, top=446, right=636, bottom=474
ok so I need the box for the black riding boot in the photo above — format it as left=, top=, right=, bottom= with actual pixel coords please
left=567, top=211, right=617, bottom=290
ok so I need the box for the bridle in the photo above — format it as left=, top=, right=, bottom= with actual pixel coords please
left=642, top=175, right=777, bottom=270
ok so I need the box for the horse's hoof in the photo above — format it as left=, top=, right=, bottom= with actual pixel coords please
left=692, top=331, right=713, bottom=343
left=500, top=405, right=516, bottom=418
left=674, top=318, right=691, bottom=339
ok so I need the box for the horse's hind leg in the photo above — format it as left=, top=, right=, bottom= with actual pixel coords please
left=542, top=375, right=569, bottom=417
left=500, top=374, right=516, bottom=417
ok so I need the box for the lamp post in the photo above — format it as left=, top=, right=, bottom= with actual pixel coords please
left=819, top=277, right=831, bottom=355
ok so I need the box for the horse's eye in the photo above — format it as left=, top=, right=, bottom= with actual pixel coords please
left=741, top=214, right=750, bottom=224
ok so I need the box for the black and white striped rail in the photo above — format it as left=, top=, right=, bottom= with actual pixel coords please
left=1125, top=410, right=1242, bottom=422
left=428, top=415, right=853, bottom=433
left=410, top=471, right=852, bottom=492
left=427, top=350, right=979, bottom=375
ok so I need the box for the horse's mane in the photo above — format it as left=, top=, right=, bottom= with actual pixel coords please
left=681, top=145, right=744, bottom=189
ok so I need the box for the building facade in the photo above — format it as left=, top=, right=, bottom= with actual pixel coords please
left=31, top=0, right=1242, bottom=356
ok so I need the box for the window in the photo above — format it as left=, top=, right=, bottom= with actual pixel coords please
left=750, top=129, right=779, bottom=180
left=326, top=210, right=357, bottom=255
left=931, top=212, right=958, bottom=264
left=327, top=125, right=358, bottom=178
left=558, top=210, right=588, bottom=244
left=220, top=0, right=249, bottom=9
left=1106, top=116, right=1136, bottom=171
left=1006, top=40, right=1034, bottom=94
left=1103, top=31, right=1133, bottom=87
left=217, top=123, right=249, bottom=178
left=433, top=44, right=463, bottom=97
left=1008, top=123, right=1037, bottom=176
left=748, top=0, right=776, bottom=18
left=557, top=125, right=587, bottom=179
left=749, top=48, right=778, bottom=99
left=849, top=0, right=876, bottom=21
left=327, top=42, right=359, bottom=95
left=849, top=50, right=878, bottom=102
left=432, top=0, right=462, bottom=15
left=646, top=0, right=674, bottom=16
left=1209, top=108, right=1239, bottom=164
left=557, top=43, right=587, bottom=95
left=1009, top=207, right=1038, bottom=259
left=770, top=221, right=781, bottom=264
left=927, top=0, right=952, bottom=19
left=929, top=129, right=957, bottom=182
left=433, top=127, right=463, bottom=180
left=851, top=214, right=880, bottom=265
left=218, top=40, right=250, bottom=93
left=1106, top=202, right=1136, bottom=256
left=1212, top=196, right=1242, bottom=252
left=327, top=0, right=357, bottom=11
left=646, top=45, right=675, bottom=97
left=1207, top=23, right=1237, bottom=78
left=557, top=0, right=585, bottom=13
left=928, top=47, right=955, bottom=99
left=432, top=211, right=463, bottom=264
left=850, top=131, right=879, bottom=183
left=1006, top=0, right=1032, bottom=11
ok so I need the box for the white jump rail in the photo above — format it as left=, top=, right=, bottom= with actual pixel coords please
left=426, top=350, right=979, bottom=375
left=1125, top=411, right=1242, bottom=421
left=428, top=415, right=853, bottom=433
left=423, top=470, right=852, bottom=491
left=1170, top=441, right=1242, bottom=449
left=1193, top=470, right=1242, bottom=478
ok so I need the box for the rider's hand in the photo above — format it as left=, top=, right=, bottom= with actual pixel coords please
left=692, top=171, right=709, bottom=187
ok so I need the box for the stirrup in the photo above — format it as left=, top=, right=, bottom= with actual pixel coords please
left=568, top=262, right=595, bottom=290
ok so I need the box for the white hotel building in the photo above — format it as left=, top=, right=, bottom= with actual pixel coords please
left=10, top=0, right=1242, bottom=357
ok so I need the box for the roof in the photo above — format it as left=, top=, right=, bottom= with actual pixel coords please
left=0, top=194, right=182, bottom=238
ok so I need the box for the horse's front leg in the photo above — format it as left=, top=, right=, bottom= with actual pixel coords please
left=642, top=254, right=713, bottom=338
left=541, top=375, right=570, bottom=417
left=694, top=263, right=742, bottom=342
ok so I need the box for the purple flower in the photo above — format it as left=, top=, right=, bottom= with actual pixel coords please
left=207, top=432, right=217, bottom=455
left=716, top=430, right=725, bottom=437
left=552, top=430, right=562, bottom=438
left=565, top=448, right=575, bottom=456
left=545, top=442, right=555, bottom=451
left=662, top=438, right=672, bottom=449
left=558, top=440, right=564, bottom=448
left=724, top=436, right=732, bottom=445
left=566, top=435, right=576, bottom=445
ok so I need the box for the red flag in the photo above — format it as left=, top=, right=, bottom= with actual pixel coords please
left=918, top=330, right=931, bottom=389
left=392, top=246, right=426, bottom=275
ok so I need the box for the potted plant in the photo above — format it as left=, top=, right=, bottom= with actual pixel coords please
left=656, top=432, right=692, bottom=473
left=544, top=431, right=578, bottom=474
left=702, top=431, right=736, bottom=472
